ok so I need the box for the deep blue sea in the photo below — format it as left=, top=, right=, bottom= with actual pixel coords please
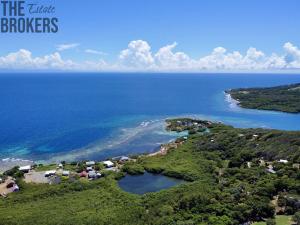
left=0, top=73, right=300, bottom=164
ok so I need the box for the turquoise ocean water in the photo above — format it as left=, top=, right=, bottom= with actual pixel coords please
left=0, top=73, right=299, bottom=163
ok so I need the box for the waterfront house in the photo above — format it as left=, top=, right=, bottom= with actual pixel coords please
left=19, top=165, right=31, bottom=173
left=88, top=170, right=97, bottom=179
left=120, top=156, right=129, bottom=162
left=62, top=171, right=70, bottom=176
left=86, top=161, right=95, bottom=166
left=86, top=167, right=93, bottom=172
left=80, top=171, right=87, bottom=177
left=45, top=170, right=56, bottom=177
left=103, top=160, right=114, bottom=168
left=112, top=156, right=122, bottom=161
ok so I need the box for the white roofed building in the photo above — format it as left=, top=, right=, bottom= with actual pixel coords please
left=279, top=159, right=288, bottom=164
left=45, top=170, right=56, bottom=177
left=86, top=161, right=96, bottom=166
left=103, top=160, right=114, bottom=168
left=62, top=171, right=70, bottom=176
left=19, top=165, right=31, bottom=173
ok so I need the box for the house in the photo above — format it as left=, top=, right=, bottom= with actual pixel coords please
left=120, top=156, right=129, bottom=162
left=103, top=160, right=114, bottom=168
left=266, top=168, right=276, bottom=174
left=266, top=165, right=276, bottom=174
left=58, top=163, right=63, bottom=168
left=86, top=167, right=93, bottom=172
left=19, top=165, right=31, bottom=173
left=112, top=156, right=122, bottom=161
left=259, top=159, right=266, bottom=167
left=279, top=159, right=288, bottom=164
left=86, top=161, right=95, bottom=166
left=12, top=184, right=19, bottom=192
left=247, top=162, right=252, bottom=168
left=113, top=156, right=130, bottom=162
left=88, top=170, right=97, bottom=179
left=80, top=171, right=87, bottom=177
left=45, top=170, right=56, bottom=177
left=293, top=163, right=300, bottom=169
left=62, top=171, right=70, bottom=176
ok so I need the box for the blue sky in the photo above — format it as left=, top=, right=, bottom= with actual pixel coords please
left=0, top=0, right=300, bottom=72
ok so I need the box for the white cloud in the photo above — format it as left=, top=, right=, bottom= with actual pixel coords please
left=154, top=42, right=194, bottom=70
left=1, top=41, right=300, bottom=72
left=119, top=40, right=154, bottom=70
left=0, top=49, right=76, bottom=70
left=56, top=43, right=80, bottom=51
left=0, top=49, right=111, bottom=71
left=283, top=42, right=300, bottom=68
left=85, top=49, right=107, bottom=56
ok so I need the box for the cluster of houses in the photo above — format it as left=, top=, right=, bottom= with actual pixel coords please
left=246, top=158, right=300, bottom=174
left=0, top=155, right=133, bottom=197
left=81, top=160, right=106, bottom=179
left=17, top=156, right=131, bottom=181
left=170, top=120, right=208, bottom=133
left=0, top=151, right=148, bottom=198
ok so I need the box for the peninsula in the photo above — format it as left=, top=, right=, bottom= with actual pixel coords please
left=227, top=83, right=300, bottom=113
left=0, top=118, right=299, bottom=225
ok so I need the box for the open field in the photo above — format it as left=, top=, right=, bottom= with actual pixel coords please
left=253, top=215, right=293, bottom=225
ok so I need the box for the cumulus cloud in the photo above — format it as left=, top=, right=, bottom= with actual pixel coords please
left=283, top=42, right=300, bottom=68
left=119, top=40, right=154, bottom=69
left=0, top=49, right=76, bottom=70
left=154, top=42, right=193, bottom=70
left=118, top=40, right=300, bottom=72
left=1, top=40, right=300, bottom=72
left=0, top=49, right=110, bottom=71
left=56, top=43, right=80, bottom=51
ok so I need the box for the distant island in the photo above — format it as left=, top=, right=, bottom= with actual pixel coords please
left=227, top=83, right=300, bottom=113
left=0, top=118, right=299, bottom=225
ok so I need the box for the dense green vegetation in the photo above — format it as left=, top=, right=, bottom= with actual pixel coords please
left=0, top=120, right=299, bottom=225
left=227, top=83, right=300, bottom=113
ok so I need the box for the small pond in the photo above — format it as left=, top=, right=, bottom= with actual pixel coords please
left=118, top=172, right=185, bottom=195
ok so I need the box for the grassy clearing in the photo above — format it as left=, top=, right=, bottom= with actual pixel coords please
left=253, top=215, right=293, bottom=225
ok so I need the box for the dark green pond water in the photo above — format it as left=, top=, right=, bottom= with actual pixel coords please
left=118, top=172, right=185, bottom=194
